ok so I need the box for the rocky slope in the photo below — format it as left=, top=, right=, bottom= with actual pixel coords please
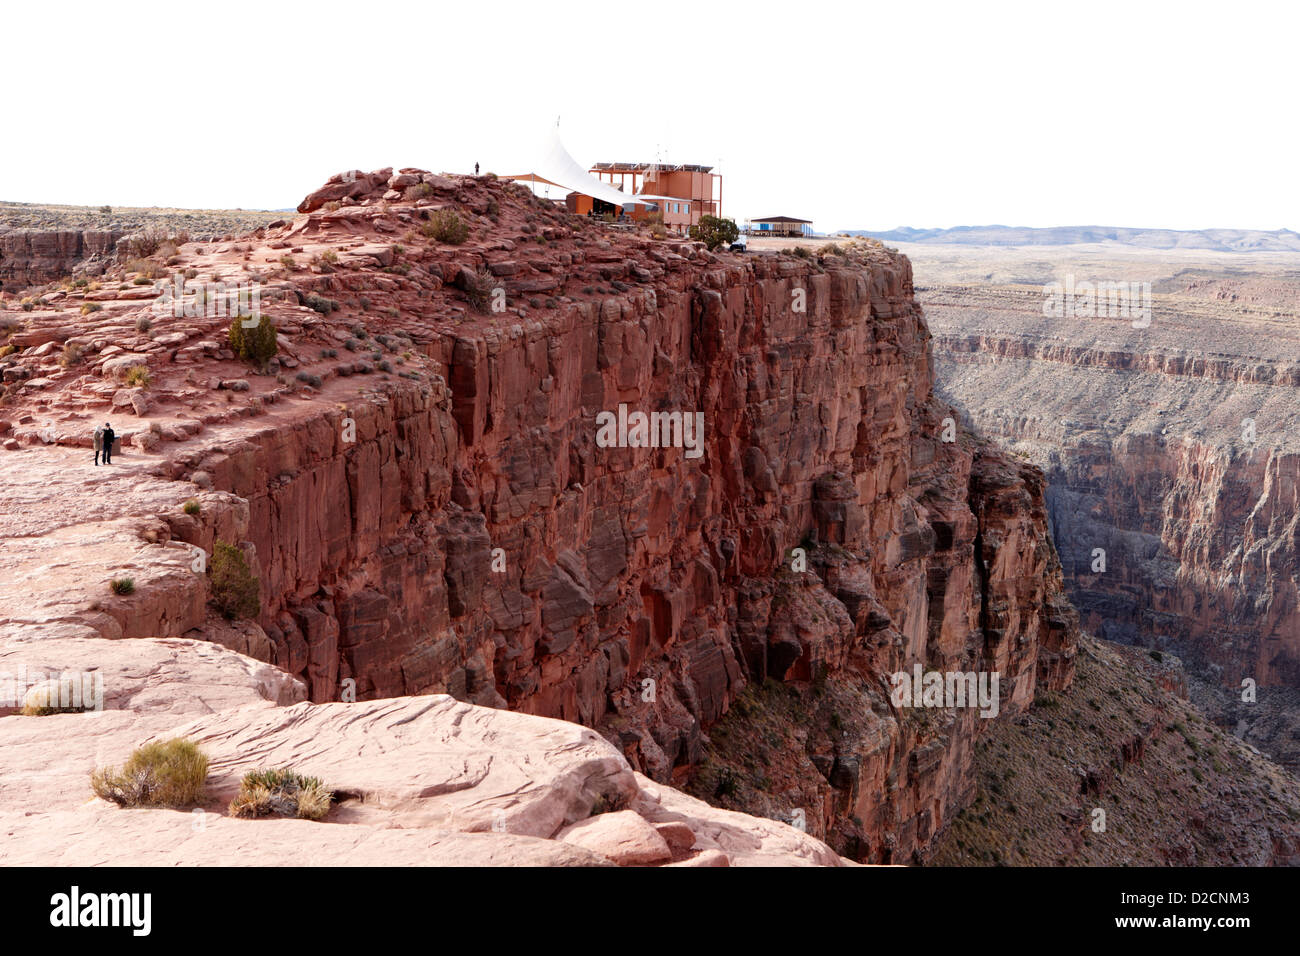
left=928, top=635, right=1300, bottom=866
left=925, top=274, right=1300, bottom=771
left=0, top=170, right=1080, bottom=863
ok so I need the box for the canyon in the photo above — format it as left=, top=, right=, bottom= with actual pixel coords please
left=1, top=180, right=1296, bottom=866
left=913, top=240, right=1300, bottom=773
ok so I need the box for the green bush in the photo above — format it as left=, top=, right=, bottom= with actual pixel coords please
left=182, top=499, right=201, bottom=516
left=403, top=182, right=436, bottom=202
left=229, top=768, right=333, bottom=820
left=110, top=577, right=135, bottom=595
left=422, top=208, right=470, bottom=244
left=91, top=738, right=209, bottom=807
left=228, top=313, right=278, bottom=369
left=124, top=365, right=150, bottom=388
left=209, top=540, right=260, bottom=619
left=301, top=293, right=339, bottom=315
left=688, top=215, right=739, bottom=251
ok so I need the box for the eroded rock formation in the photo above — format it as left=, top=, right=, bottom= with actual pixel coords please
left=0, top=228, right=122, bottom=293
left=0, top=170, right=1080, bottom=862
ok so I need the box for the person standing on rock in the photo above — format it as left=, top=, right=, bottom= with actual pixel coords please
left=93, top=424, right=105, bottom=466
left=101, top=422, right=115, bottom=465
left=475, top=162, right=480, bottom=176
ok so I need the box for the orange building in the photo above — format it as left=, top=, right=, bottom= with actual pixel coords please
left=574, top=162, right=722, bottom=235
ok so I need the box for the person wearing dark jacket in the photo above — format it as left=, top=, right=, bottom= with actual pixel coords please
left=101, top=423, right=116, bottom=464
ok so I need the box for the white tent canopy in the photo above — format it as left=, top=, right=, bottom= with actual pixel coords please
left=504, top=125, right=658, bottom=208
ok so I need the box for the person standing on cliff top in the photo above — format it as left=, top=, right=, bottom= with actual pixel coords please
left=101, top=422, right=115, bottom=465
left=92, top=424, right=105, bottom=466
left=475, top=162, right=480, bottom=176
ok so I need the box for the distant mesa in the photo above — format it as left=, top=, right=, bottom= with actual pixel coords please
left=847, top=224, right=1300, bottom=252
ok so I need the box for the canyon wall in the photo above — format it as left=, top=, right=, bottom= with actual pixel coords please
left=926, top=285, right=1300, bottom=698
left=0, top=173, right=1080, bottom=862
left=0, top=228, right=122, bottom=293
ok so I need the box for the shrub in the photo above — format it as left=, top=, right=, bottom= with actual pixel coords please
left=422, top=208, right=470, bottom=244
left=321, top=249, right=339, bottom=265
left=714, top=767, right=741, bottom=799
left=209, top=540, right=259, bottom=619
left=358, top=296, right=371, bottom=311
left=403, top=182, right=436, bottom=202
left=295, top=371, right=322, bottom=388
left=182, top=499, right=201, bottom=516
left=135, top=315, right=152, bottom=333
left=791, top=245, right=813, bottom=259
left=110, top=577, right=135, bottom=595
left=228, top=768, right=334, bottom=820
left=125, top=258, right=167, bottom=280
left=687, top=215, right=739, bottom=251
left=119, top=227, right=188, bottom=260
left=59, top=343, right=83, bottom=367
left=124, top=365, right=150, bottom=388
left=279, top=254, right=298, bottom=271
left=302, top=293, right=339, bottom=315
left=228, top=313, right=278, bottom=368
left=91, top=738, right=209, bottom=808
left=459, top=268, right=496, bottom=313
left=79, top=303, right=102, bottom=316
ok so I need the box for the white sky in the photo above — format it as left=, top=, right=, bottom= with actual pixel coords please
left=2, top=0, right=1295, bottom=232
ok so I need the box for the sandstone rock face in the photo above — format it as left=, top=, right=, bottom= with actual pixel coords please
left=0, top=689, right=846, bottom=866
left=0, top=229, right=121, bottom=292
left=0, top=171, right=1079, bottom=864
left=557, top=810, right=673, bottom=865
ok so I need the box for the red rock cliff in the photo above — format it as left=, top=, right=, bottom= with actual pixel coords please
left=0, top=171, right=1079, bottom=861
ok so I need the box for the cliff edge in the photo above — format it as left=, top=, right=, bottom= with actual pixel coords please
left=0, top=170, right=1079, bottom=863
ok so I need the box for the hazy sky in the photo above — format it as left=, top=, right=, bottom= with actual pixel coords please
left=3, top=0, right=1295, bottom=232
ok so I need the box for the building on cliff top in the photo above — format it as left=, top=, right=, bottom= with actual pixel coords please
left=578, top=162, right=722, bottom=235
left=746, top=215, right=814, bottom=238
left=500, top=126, right=721, bottom=236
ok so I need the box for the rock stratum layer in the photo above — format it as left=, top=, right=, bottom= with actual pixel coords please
left=0, top=170, right=1078, bottom=863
